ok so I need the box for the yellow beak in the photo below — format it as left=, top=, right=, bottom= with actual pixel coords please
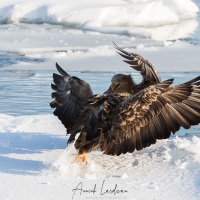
left=111, top=82, right=118, bottom=91
left=111, top=83, right=115, bottom=91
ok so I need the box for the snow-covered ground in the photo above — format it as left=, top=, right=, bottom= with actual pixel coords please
left=0, top=114, right=200, bottom=200
left=0, top=0, right=200, bottom=199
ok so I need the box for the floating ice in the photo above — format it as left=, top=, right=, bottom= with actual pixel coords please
left=0, top=0, right=198, bottom=29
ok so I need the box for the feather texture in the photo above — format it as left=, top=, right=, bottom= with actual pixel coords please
left=50, top=44, right=200, bottom=157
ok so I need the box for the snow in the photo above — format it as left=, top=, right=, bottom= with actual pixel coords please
left=0, top=0, right=200, bottom=199
left=2, top=40, right=200, bottom=72
left=0, top=0, right=198, bottom=28
left=0, top=22, right=200, bottom=72
left=0, top=0, right=199, bottom=44
left=0, top=0, right=199, bottom=72
left=0, top=114, right=200, bottom=199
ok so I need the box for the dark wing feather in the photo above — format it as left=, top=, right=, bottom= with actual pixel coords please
left=99, top=76, right=200, bottom=155
left=113, top=42, right=161, bottom=86
left=50, top=63, right=93, bottom=132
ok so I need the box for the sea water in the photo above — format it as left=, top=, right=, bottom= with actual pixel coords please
left=0, top=70, right=199, bottom=116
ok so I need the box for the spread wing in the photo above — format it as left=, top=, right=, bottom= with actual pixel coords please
left=50, top=63, right=93, bottom=133
left=99, top=76, right=200, bottom=155
left=113, top=42, right=161, bottom=87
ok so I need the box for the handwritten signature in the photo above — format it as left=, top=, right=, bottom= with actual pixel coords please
left=72, top=180, right=128, bottom=199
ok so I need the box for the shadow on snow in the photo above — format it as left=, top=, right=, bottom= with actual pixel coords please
left=0, top=132, right=67, bottom=175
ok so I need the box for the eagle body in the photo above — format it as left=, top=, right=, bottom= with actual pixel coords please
left=50, top=43, right=200, bottom=158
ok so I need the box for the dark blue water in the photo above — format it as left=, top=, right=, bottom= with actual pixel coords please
left=0, top=52, right=45, bottom=68
left=0, top=70, right=199, bottom=116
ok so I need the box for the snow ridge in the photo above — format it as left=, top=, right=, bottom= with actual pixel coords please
left=0, top=0, right=198, bottom=29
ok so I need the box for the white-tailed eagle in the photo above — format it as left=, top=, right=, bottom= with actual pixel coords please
left=50, top=43, right=200, bottom=163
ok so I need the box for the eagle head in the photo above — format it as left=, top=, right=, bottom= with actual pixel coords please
left=109, top=74, right=135, bottom=94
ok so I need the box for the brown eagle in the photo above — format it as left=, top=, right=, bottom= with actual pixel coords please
left=50, top=43, right=200, bottom=163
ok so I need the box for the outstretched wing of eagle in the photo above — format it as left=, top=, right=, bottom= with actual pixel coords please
left=50, top=43, right=200, bottom=163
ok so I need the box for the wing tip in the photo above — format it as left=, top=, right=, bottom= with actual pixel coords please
left=55, top=62, right=69, bottom=77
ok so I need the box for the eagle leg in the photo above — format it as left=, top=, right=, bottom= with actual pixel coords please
left=73, top=151, right=88, bottom=164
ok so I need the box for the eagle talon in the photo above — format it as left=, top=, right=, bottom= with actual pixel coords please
left=72, top=151, right=88, bottom=164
